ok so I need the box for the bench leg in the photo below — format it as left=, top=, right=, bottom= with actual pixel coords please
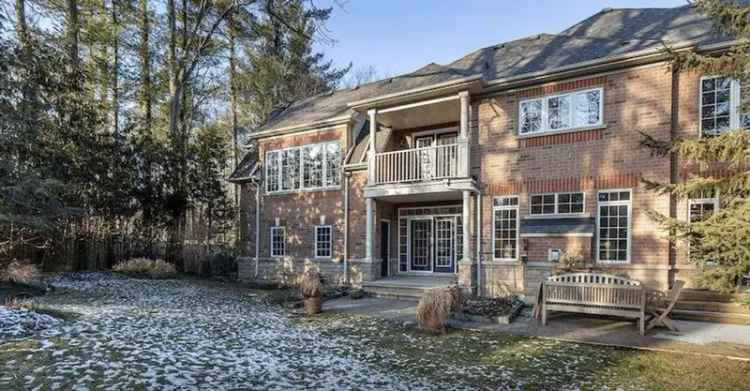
left=639, top=315, right=645, bottom=336
left=542, top=302, right=548, bottom=326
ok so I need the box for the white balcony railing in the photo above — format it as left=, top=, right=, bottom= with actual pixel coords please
left=370, top=141, right=468, bottom=185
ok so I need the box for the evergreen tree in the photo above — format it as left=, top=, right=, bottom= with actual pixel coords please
left=643, top=0, right=750, bottom=293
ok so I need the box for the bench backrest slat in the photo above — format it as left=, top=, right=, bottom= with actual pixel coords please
left=544, top=273, right=644, bottom=308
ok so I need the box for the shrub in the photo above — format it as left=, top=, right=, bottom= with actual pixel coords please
left=208, top=252, right=237, bottom=277
left=299, top=269, right=323, bottom=298
left=113, top=258, right=177, bottom=278
left=416, top=285, right=462, bottom=332
left=1, top=260, right=40, bottom=285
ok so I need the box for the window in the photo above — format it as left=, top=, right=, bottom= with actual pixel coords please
left=548, top=249, right=562, bottom=262
left=700, top=76, right=750, bottom=135
left=281, top=149, right=300, bottom=191
left=315, top=225, right=332, bottom=258
left=519, top=88, right=603, bottom=136
left=597, top=190, right=631, bottom=263
left=270, top=227, right=285, bottom=257
left=530, top=192, right=585, bottom=215
left=265, top=151, right=280, bottom=192
left=265, top=141, right=341, bottom=193
left=493, top=196, right=519, bottom=260
left=689, top=190, right=719, bottom=223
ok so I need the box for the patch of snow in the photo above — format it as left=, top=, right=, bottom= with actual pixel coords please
left=0, top=306, right=61, bottom=338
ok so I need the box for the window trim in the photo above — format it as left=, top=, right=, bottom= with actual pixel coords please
left=518, top=87, right=604, bottom=137
left=595, top=189, right=632, bottom=264
left=492, top=196, right=520, bottom=262
left=688, top=192, right=720, bottom=222
left=699, top=75, right=746, bottom=137
left=529, top=192, right=586, bottom=216
left=264, top=141, right=341, bottom=194
left=314, top=225, right=333, bottom=259
left=270, top=226, right=286, bottom=258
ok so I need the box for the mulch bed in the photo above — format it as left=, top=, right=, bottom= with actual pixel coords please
left=461, top=296, right=520, bottom=317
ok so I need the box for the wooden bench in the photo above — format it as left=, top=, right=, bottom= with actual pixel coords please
left=542, top=273, right=647, bottom=335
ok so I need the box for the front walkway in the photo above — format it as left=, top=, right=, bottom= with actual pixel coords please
left=325, top=296, right=750, bottom=360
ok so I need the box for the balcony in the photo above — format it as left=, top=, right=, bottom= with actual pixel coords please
left=370, top=141, right=469, bottom=185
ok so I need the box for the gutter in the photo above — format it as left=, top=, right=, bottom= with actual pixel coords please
left=346, top=75, right=484, bottom=110
left=343, top=172, right=350, bottom=285
left=247, top=114, right=354, bottom=141
left=254, top=181, right=261, bottom=278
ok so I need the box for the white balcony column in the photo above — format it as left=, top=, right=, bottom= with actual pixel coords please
left=461, top=190, right=472, bottom=263
left=458, top=91, right=470, bottom=177
left=368, top=109, right=377, bottom=184
left=366, top=197, right=375, bottom=260
left=459, top=91, right=470, bottom=139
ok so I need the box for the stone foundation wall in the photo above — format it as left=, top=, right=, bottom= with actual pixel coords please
left=238, top=256, right=379, bottom=287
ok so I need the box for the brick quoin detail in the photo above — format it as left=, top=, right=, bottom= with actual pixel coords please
left=516, top=76, right=608, bottom=99
left=488, top=173, right=640, bottom=195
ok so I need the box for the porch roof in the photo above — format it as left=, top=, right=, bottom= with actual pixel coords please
left=250, top=5, right=735, bottom=137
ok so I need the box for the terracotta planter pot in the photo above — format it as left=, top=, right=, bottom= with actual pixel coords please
left=304, top=296, right=322, bottom=315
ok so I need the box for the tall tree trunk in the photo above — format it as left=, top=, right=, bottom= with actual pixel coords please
left=139, top=0, right=152, bottom=133
left=166, top=0, right=184, bottom=266
left=66, top=0, right=81, bottom=88
left=111, top=0, right=120, bottom=135
left=15, top=0, right=31, bottom=54
left=228, top=10, right=241, bottom=243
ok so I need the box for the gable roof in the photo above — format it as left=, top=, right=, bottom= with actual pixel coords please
left=252, top=5, right=736, bottom=136
left=227, top=153, right=259, bottom=183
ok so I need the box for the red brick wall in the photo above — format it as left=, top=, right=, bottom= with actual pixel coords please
left=476, top=64, right=674, bottom=286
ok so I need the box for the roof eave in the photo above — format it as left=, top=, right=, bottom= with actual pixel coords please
left=482, top=39, right=739, bottom=93
left=247, top=114, right=354, bottom=141
left=346, top=75, right=485, bottom=111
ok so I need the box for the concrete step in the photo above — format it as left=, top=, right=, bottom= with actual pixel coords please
left=362, top=276, right=457, bottom=301
left=671, top=309, right=750, bottom=325
left=673, top=300, right=750, bottom=314
left=361, top=286, right=423, bottom=301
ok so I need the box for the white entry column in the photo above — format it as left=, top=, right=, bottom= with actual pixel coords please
left=462, top=190, right=471, bottom=263
left=366, top=197, right=375, bottom=260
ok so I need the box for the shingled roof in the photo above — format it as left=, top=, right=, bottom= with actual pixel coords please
left=253, top=5, right=735, bottom=135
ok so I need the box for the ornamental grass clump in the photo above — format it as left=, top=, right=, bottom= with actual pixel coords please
left=113, top=258, right=177, bottom=278
left=416, top=285, right=462, bottom=332
left=1, top=260, right=40, bottom=285
left=299, top=269, right=323, bottom=315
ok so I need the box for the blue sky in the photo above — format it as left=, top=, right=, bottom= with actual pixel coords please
left=316, top=0, right=687, bottom=79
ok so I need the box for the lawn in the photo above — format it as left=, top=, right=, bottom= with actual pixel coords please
left=1, top=274, right=747, bottom=390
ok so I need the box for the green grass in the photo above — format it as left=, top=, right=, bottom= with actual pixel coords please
left=303, top=312, right=750, bottom=390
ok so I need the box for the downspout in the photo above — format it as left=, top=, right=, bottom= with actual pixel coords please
left=476, top=191, right=482, bottom=297
left=254, top=181, right=261, bottom=278
left=343, top=172, right=350, bottom=285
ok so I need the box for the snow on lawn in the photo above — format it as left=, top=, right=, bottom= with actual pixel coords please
left=0, top=306, right=61, bottom=339
left=0, top=274, right=446, bottom=390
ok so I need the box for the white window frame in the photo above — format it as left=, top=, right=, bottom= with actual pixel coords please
left=699, top=76, right=746, bottom=137
left=529, top=192, right=586, bottom=216
left=596, top=189, right=632, bottom=264
left=688, top=192, right=720, bottom=222
left=314, top=225, right=333, bottom=259
left=264, top=141, right=341, bottom=194
left=492, top=196, right=520, bottom=262
left=518, top=87, right=604, bottom=136
left=270, top=226, right=286, bottom=257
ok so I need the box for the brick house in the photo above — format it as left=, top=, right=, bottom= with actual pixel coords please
left=229, top=5, right=739, bottom=300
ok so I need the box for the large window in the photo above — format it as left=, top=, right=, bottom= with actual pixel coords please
left=315, top=225, right=332, bottom=258
left=700, top=76, right=750, bottom=135
left=530, top=192, right=585, bottom=216
left=519, top=87, right=603, bottom=135
left=689, top=191, right=719, bottom=223
left=493, top=196, right=519, bottom=260
left=270, top=227, right=285, bottom=257
left=597, top=190, right=631, bottom=263
left=265, top=141, right=341, bottom=193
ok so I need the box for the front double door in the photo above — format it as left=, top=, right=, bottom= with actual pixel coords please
left=409, top=216, right=457, bottom=273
